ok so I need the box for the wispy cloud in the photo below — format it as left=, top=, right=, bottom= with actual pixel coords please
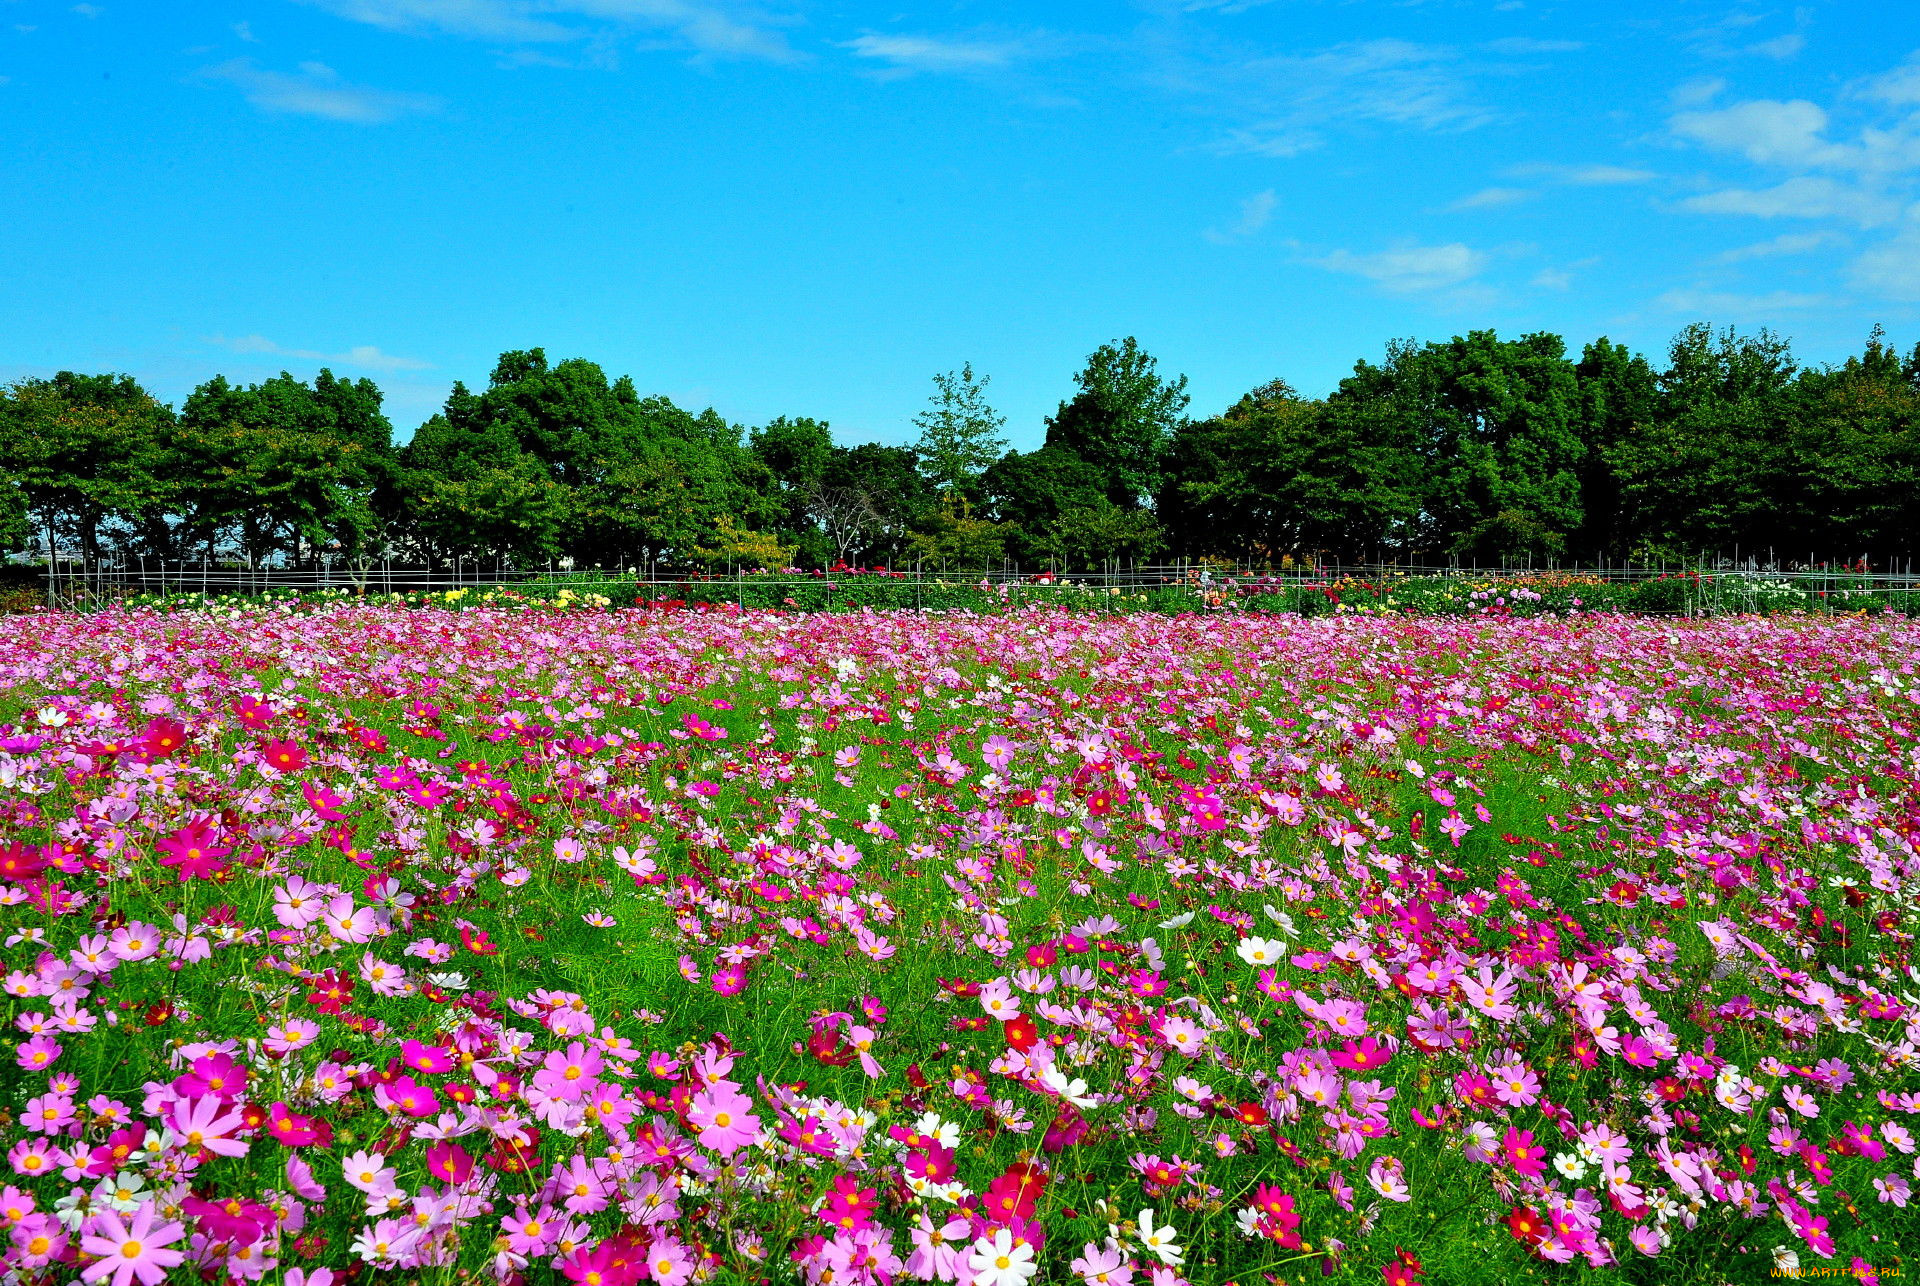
left=1714, top=231, right=1841, bottom=262
left=200, top=60, right=441, bottom=123
left=298, top=0, right=574, bottom=42
left=1677, top=176, right=1898, bottom=225
left=1202, top=39, right=1497, bottom=158
left=1670, top=99, right=1856, bottom=170
left=1849, top=221, right=1920, bottom=300
left=208, top=335, right=432, bottom=373
left=1203, top=189, right=1276, bottom=242
left=1506, top=162, right=1657, bottom=186
left=300, top=0, right=800, bottom=63
left=840, top=33, right=1024, bottom=77
left=1314, top=240, right=1488, bottom=293
left=1481, top=38, right=1583, bottom=55
left=1447, top=186, right=1533, bottom=211
left=1653, top=288, right=1833, bottom=315
left=1745, top=33, right=1804, bottom=61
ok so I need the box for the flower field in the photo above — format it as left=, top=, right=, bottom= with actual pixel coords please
left=0, top=604, right=1915, bottom=1286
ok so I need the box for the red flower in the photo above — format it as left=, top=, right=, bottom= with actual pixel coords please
left=1003, top=1015, right=1040, bottom=1052
left=260, top=739, right=309, bottom=774
left=138, top=718, right=188, bottom=759
left=1506, top=1206, right=1547, bottom=1245
left=984, top=1162, right=1048, bottom=1223
left=305, top=969, right=355, bottom=1014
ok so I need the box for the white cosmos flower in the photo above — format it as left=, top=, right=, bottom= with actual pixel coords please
left=1262, top=905, right=1299, bottom=937
left=1135, top=1208, right=1184, bottom=1266
left=1235, top=936, right=1284, bottom=967
left=1041, top=1068, right=1098, bottom=1110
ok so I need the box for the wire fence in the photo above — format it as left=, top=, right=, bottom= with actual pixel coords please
left=14, top=553, right=1920, bottom=612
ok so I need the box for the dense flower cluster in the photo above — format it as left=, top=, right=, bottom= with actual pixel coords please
left=0, top=604, right=1913, bottom=1285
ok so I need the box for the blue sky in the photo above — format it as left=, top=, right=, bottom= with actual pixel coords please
left=5, top=0, right=1919, bottom=447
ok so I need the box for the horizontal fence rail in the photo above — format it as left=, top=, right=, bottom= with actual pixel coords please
left=10, top=555, right=1920, bottom=614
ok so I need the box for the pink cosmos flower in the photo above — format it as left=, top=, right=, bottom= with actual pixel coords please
left=321, top=895, right=380, bottom=944
left=169, top=1096, right=251, bottom=1158
left=687, top=1082, right=761, bottom=1156
left=1502, top=1126, right=1546, bottom=1177
left=79, top=1202, right=186, bottom=1286
left=15, top=1035, right=60, bottom=1072
left=1490, top=1063, right=1541, bottom=1108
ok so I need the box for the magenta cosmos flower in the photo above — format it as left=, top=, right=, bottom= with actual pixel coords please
left=80, top=1202, right=186, bottom=1286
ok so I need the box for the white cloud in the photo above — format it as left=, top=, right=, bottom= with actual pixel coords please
left=1745, top=33, right=1804, bottom=61
left=1507, top=162, right=1655, bottom=186
left=300, top=0, right=573, bottom=42
left=1206, top=38, right=1494, bottom=158
left=1653, top=288, right=1833, bottom=315
left=1848, top=222, right=1920, bottom=300
left=201, top=59, right=441, bottom=122
left=1678, top=176, right=1898, bottom=225
left=1857, top=54, right=1920, bottom=107
left=1671, top=77, right=1724, bottom=107
left=209, top=335, right=432, bottom=372
left=1204, top=189, right=1276, bottom=242
left=1448, top=186, right=1533, bottom=210
left=1714, top=231, right=1840, bottom=262
left=1531, top=267, right=1571, bottom=289
left=1314, top=241, right=1488, bottom=293
left=1671, top=99, right=1853, bottom=170
left=300, top=0, right=798, bottom=63
left=841, top=34, right=1020, bottom=75
left=1481, top=38, right=1582, bottom=54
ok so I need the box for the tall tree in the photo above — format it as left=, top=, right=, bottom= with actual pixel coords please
left=1775, top=328, right=1920, bottom=559
left=1043, top=337, right=1189, bottom=509
left=1613, top=324, right=1797, bottom=558
left=0, top=373, right=172, bottom=567
left=912, top=363, right=1006, bottom=498
left=1161, top=379, right=1422, bottom=561
left=1571, top=338, right=1658, bottom=561
left=981, top=447, right=1108, bottom=566
left=177, top=370, right=393, bottom=564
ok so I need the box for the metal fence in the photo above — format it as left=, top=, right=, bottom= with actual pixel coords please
left=15, top=553, right=1920, bottom=610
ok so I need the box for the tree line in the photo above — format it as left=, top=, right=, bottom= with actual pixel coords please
left=2, top=323, right=1916, bottom=574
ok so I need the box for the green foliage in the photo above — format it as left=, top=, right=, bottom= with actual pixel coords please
left=1043, top=336, right=1189, bottom=509
left=11, top=324, right=1920, bottom=580
left=912, top=361, right=1007, bottom=497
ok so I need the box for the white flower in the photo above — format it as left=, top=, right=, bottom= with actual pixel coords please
left=1235, top=936, right=1284, bottom=967
left=1041, top=1068, right=1099, bottom=1110
left=1135, top=1208, right=1184, bottom=1266
left=426, top=972, right=471, bottom=992
left=1157, top=912, right=1195, bottom=929
left=966, top=1228, right=1037, bottom=1286
left=1262, top=905, right=1299, bottom=937
left=1552, top=1152, right=1588, bottom=1181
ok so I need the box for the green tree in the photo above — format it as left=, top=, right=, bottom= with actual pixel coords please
left=1613, top=324, right=1797, bottom=558
left=912, top=363, right=1006, bottom=498
left=1043, top=337, right=1189, bottom=509
left=1571, top=338, right=1658, bottom=561
left=819, top=443, right=930, bottom=567
left=1161, top=379, right=1424, bottom=562
left=176, top=370, right=393, bottom=564
left=1775, top=328, right=1920, bottom=559
left=0, top=373, right=172, bottom=568
left=907, top=495, right=1009, bottom=570
left=981, top=446, right=1108, bottom=566
left=750, top=416, right=834, bottom=546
